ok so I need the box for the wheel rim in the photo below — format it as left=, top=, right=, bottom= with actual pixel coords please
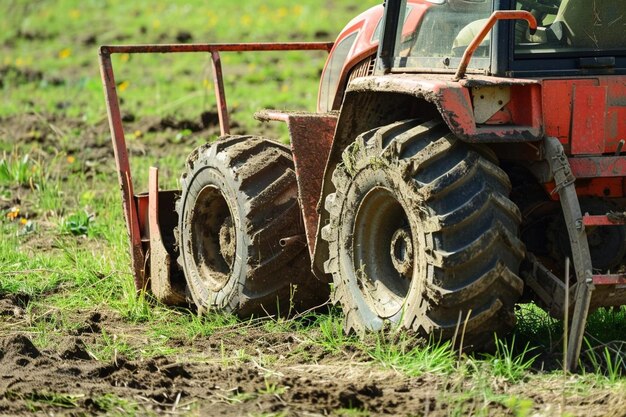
left=190, top=185, right=236, bottom=291
left=352, top=186, right=414, bottom=319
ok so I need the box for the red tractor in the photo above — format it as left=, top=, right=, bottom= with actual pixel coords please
left=100, top=0, right=626, bottom=371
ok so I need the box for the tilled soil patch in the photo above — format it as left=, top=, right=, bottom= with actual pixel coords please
left=0, top=312, right=625, bottom=416
left=0, top=333, right=441, bottom=416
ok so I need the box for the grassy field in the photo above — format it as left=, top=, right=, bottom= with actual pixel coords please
left=1, top=1, right=626, bottom=416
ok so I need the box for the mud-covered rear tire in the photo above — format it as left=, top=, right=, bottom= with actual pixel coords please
left=322, top=119, right=525, bottom=347
left=177, top=136, right=328, bottom=317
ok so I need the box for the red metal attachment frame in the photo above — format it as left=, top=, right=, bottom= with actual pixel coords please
left=99, top=42, right=333, bottom=291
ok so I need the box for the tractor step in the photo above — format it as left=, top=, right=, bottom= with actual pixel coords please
left=582, top=214, right=626, bottom=226
left=592, top=274, right=626, bottom=286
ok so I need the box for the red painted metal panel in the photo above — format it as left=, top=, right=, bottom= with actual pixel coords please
left=571, top=85, right=607, bottom=155
left=257, top=111, right=337, bottom=260
left=606, top=107, right=626, bottom=153
left=569, top=156, right=626, bottom=178
left=542, top=79, right=596, bottom=145
left=593, top=274, right=626, bottom=286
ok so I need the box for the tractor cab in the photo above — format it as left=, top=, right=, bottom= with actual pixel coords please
left=380, top=0, right=626, bottom=77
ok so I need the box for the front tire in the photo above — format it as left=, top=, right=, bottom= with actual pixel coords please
left=177, top=136, right=328, bottom=317
left=322, top=119, right=525, bottom=346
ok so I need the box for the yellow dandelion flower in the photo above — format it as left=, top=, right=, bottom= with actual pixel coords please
left=69, top=9, right=80, bottom=19
left=292, top=5, right=303, bottom=16
left=20, top=218, right=28, bottom=225
left=277, top=7, right=288, bottom=18
left=240, top=15, right=252, bottom=27
left=7, top=207, right=19, bottom=220
left=118, top=80, right=129, bottom=92
left=67, top=155, right=76, bottom=164
left=134, top=130, right=143, bottom=138
left=120, top=53, right=130, bottom=62
left=152, top=19, right=161, bottom=29
left=281, top=84, right=290, bottom=93
left=58, top=48, right=71, bottom=59
left=15, top=57, right=24, bottom=67
left=208, top=16, right=218, bottom=27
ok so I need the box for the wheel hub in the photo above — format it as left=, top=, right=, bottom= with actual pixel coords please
left=352, top=186, right=414, bottom=318
left=190, top=185, right=235, bottom=291
left=390, top=227, right=413, bottom=278
left=219, top=216, right=235, bottom=268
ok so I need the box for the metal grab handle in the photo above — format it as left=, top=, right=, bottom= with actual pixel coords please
left=454, top=11, right=537, bottom=81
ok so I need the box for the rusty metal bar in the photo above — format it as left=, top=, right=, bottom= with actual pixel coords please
left=454, top=11, right=537, bottom=81
left=210, top=51, right=230, bottom=136
left=99, top=48, right=146, bottom=291
left=101, top=42, right=333, bottom=55
left=592, top=274, right=626, bottom=286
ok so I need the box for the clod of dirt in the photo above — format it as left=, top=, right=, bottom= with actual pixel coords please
left=175, top=30, right=193, bottom=43
left=338, top=385, right=365, bottom=409
left=314, top=30, right=331, bottom=39
left=82, top=34, right=97, bottom=46
left=200, top=110, right=220, bottom=128
left=161, top=363, right=192, bottom=380
left=15, top=29, right=55, bottom=41
left=60, top=338, right=93, bottom=361
left=0, top=293, right=30, bottom=318
left=73, top=311, right=103, bottom=335
left=0, top=66, right=43, bottom=88
left=148, top=116, right=203, bottom=133
left=0, top=335, right=41, bottom=363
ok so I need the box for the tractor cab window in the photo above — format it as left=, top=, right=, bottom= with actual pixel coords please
left=394, top=0, right=492, bottom=71
left=319, top=32, right=358, bottom=113
left=514, top=0, right=626, bottom=56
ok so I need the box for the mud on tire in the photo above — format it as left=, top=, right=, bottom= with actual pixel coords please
left=322, top=119, right=525, bottom=347
left=177, top=136, right=328, bottom=317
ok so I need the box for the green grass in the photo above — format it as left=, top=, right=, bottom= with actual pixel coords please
left=311, top=311, right=357, bottom=353
left=0, top=1, right=374, bottom=131
left=0, top=151, right=38, bottom=188
left=479, top=336, right=539, bottom=383
left=367, top=334, right=456, bottom=377
left=92, top=394, right=143, bottom=416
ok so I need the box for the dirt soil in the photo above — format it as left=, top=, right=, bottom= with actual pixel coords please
left=1, top=292, right=626, bottom=416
